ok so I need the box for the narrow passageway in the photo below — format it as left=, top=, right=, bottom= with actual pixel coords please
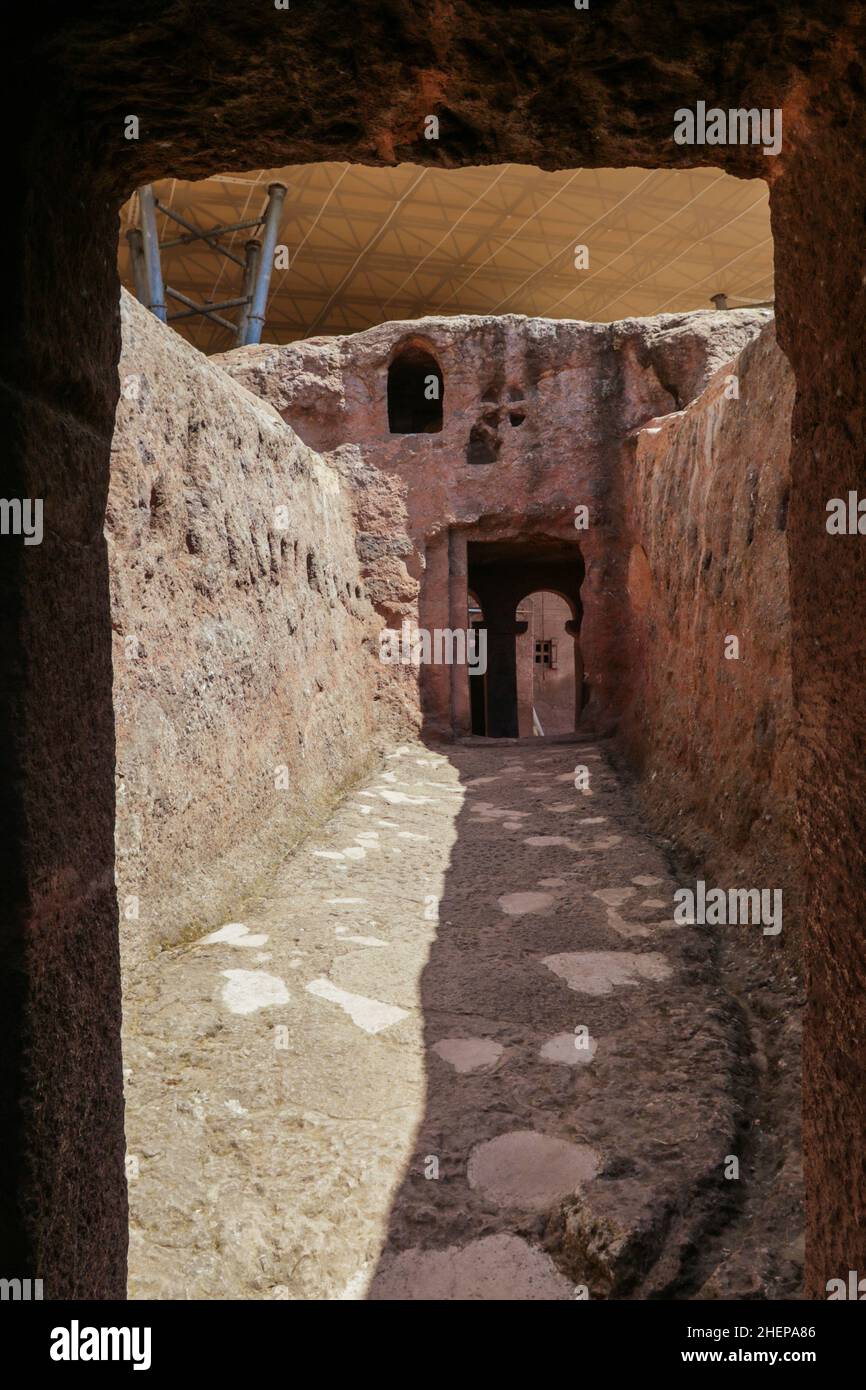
left=124, top=738, right=743, bottom=1301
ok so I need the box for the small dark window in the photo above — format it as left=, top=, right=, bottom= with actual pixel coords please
left=388, top=345, right=444, bottom=433
left=535, top=639, right=557, bottom=669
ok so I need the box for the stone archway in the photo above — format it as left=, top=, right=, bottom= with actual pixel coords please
left=467, top=540, right=585, bottom=738
left=515, top=590, right=583, bottom=738
left=5, top=2, right=866, bottom=1298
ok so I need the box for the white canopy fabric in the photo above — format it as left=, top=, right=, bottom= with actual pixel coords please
left=119, top=162, right=773, bottom=354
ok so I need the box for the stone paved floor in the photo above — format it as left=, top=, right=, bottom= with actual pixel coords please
left=124, top=738, right=742, bottom=1300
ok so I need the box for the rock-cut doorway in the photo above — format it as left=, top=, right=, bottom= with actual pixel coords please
left=466, top=539, right=585, bottom=738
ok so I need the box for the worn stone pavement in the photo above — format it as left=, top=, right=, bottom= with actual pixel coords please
left=123, top=738, right=745, bottom=1300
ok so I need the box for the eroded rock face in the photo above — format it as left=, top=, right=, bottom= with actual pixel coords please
left=109, top=292, right=382, bottom=967
left=212, top=306, right=799, bottom=948
left=619, top=320, right=799, bottom=946
left=217, top=309, right=770, bottom=739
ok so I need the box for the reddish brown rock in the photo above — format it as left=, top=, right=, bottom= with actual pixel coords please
left=110, top=292, right=382, bottom=967
left=619, top=320, right=798, bottom=939
left=218, top=308, right=770, bottom=741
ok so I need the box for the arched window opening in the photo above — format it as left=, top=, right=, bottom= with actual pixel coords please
left=515, top=590, right=579, bottom=737
left=388, top=344, right=444, bottom=434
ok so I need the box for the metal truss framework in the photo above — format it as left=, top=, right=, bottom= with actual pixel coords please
left=125, top=181, right=287, bottom=346
left=118, top=163, right=774, bottom=353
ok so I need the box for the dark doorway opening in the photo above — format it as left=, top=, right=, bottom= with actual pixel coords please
left=467, top=539, right=585, bottom=738
left=387, top=343, right=444, bottom=433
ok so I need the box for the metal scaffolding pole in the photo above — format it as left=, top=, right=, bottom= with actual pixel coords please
left=126, top=228, right=149, bottom=306
left=243, top=182, right=287, bottom=345
left=235, top=239, right=262, bottom=346
left=138, top=185, right=167, bottom=322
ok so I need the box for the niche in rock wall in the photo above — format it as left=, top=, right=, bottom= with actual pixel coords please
left=388, top=343, right=444, bottom=434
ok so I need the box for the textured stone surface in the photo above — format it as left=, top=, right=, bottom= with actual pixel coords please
left=619, top=321, right=799, bottom=947
left=369, top=1234, right=574, bottom=1301
left=218, top=309, right=770, bottom=738
left=110, top=291, right=382, bottom=967
left=117, top=303, right=802, bottom=1301
left=124, top=739, right=794, bottom=1300
left=0, top=137, right=128, bottom=1296
left=41, top=3, right=849, bottom=193
left=466, top=1131, right=601, bottom=1210
left=6, top=0, right=866, bottom=1299
left=770, top=84, right=866, bottom=1301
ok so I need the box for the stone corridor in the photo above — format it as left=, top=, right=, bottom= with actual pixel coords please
left=123, top=739, right=750, bottom=1300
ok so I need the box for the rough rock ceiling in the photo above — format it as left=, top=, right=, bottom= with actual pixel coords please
left=118, top=162, right=773, bottom=354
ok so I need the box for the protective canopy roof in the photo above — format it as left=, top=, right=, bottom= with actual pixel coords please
left=118, top=162, right=773, bottom=354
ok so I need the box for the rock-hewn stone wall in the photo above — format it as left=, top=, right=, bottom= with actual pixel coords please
left=117, top=299, right=778, bottom=967
left=112, top=297, right=790, bottom=970
left=216, top=306, right=799, bottom=920
left=217, top=309, right=771, bottom=739
left=618, top=321, right=798, bottom=939
left=109, top=292, right=381, bottom=969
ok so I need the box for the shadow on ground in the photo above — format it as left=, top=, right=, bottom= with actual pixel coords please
left=367, top=735, right=764, bottom=1300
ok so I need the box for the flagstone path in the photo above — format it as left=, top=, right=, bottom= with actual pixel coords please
left=123, top=738, right=743, bottom=1300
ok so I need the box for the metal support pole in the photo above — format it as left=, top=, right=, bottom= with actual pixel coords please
left=236, top=239, right=262, bottom=346
left=126, top=228, right=149, bottom=306
left=244, top=182, right=287, bottom=344
left=138, top=185, right=167, bottom=322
